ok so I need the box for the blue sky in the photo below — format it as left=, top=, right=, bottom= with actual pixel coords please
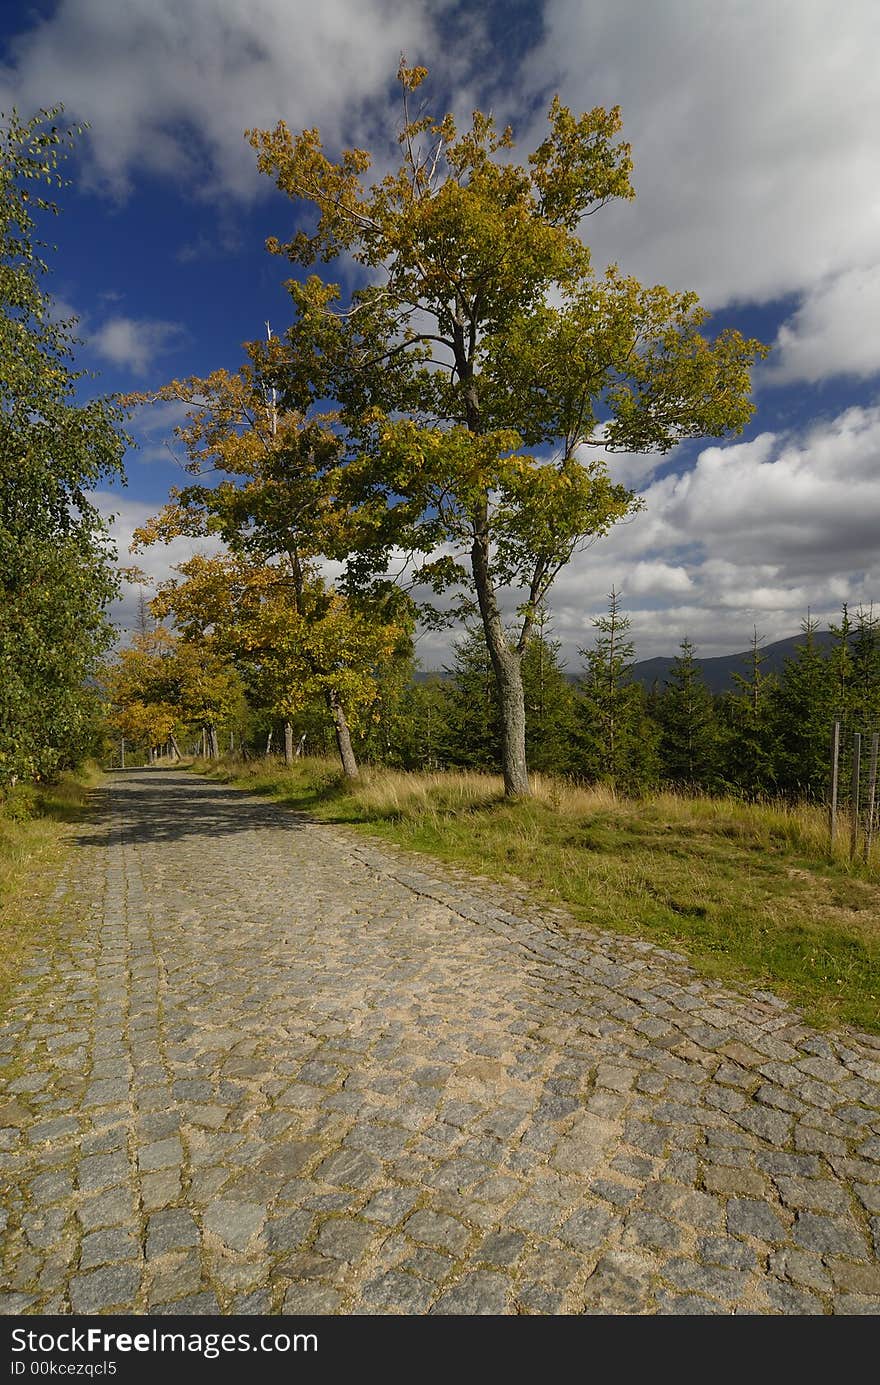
left=3, top=0, right=880, bottom=666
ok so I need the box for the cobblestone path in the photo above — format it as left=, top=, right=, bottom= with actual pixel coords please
left=2, top=769, right=880, bottom=1315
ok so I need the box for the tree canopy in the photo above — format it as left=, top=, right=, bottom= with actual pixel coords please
left=0, top=107, right=126, bottom=785
left=246, top=63, right=768, bottom=795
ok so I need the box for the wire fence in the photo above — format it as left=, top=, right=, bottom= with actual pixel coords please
left=829, top=719, right=880, bottom=858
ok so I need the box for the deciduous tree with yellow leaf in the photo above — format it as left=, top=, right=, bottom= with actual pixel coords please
left=246, top=63, right=768, bottom=797
left=126, top=367, right=411, bottom=777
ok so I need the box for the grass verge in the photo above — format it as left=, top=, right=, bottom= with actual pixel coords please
left=0, top=765, right=101, bottom=1008
left=194, top=757, right=880, bottom=1035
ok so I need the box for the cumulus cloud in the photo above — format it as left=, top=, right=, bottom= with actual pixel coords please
left=94, top=492, right=223, bottom=637
left=0, top=0, right=451, bottom=198
left=766, top=265, right=880, bottom=384
left=527, top=0, right=880, bottom=312
left=90, top=316, right=186, bottom=375
left=543, top=403, right=880, bottom=662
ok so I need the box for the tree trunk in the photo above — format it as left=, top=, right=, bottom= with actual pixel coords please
left=470, top=527, right=531, bottom=797
left=283, top=721, right=294, bottom=766
left=327, top=689, right=359, bottom=779
left=209, top=724, right=219, bottom=759
left=169, top=734, right=181, bottom=761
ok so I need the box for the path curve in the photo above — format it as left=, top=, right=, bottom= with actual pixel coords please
left=2, top=769, right=880, bottom=1315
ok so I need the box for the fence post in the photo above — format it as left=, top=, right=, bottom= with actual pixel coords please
left=829, top=720, right=840, bottom=849
left=864, top=732, right=879, bottom=863
left=850, top=732, right=862, bottom=861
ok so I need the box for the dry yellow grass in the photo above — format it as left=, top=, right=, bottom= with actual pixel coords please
left=0, top=767, right=99, bottom=1005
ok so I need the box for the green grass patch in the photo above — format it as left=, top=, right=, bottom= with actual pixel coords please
left=0, top=764, right=101, bottom=1008
left=194, top=757, right=880, bottom=1035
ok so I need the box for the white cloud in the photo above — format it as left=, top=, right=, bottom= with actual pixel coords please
left=90, top=316, right=185, bottom=375
left=0, top=0, right=450, bottom=198
left=95, top=491, right=223, bottom=636
left=527, top=0, right=880, bottom=311
left=541, top=403, right=880, bottom=661
left=766, top=265, right=880, bottom=384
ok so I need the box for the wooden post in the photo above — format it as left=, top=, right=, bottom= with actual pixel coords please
left=829, top=720, right=840, bottom=848
left=864, top=732, right=879, bottom=862
left=850, top=732, right=861, bottom=861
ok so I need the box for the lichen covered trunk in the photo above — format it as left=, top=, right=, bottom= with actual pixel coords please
left=471, top=526, right=530, bottom=798
left=327, top=689, right=359, bottom=779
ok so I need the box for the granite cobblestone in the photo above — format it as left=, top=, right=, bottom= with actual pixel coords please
left=1, top=769, right=879, bottom=1314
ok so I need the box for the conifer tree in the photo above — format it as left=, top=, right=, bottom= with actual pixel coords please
left=850, top=605, right=880, bottom=731
left=828, top=603, right=854, bottom=724
left=770, top=615, right=835, bottom=798
left=577, top=590, right=657, bottom=788
left=656, top=638, right=718, bottom=788
left=719, top=627, right=778, bottom=796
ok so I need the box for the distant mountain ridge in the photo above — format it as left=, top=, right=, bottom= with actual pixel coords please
left=416, top=630, right=838, bottom=693
left=629, top=631, right=836, bottom=695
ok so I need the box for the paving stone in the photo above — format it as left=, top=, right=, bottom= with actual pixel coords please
left=69, top=1263, right=142, bottom=1313
left=624, top=1211, right=684, bottom=1252
left=558, top=1204, right=615, bottom=1253
left=30, top=1168, right=75, bottom=1205
left=362, top=1187, right=421, bottom=1226
left=731, top=1106, right=794, bottom=1145
left=267, top=1209, right=313, bottom=1253
left=639, top=1183, right=723, bottom=1231
left=230, top=1289, right=272, bottom=1314
left=138, top=1137, right=183, bottom=1172
left=832, top=1292, right=880, bottom=1314
left=698, top=1236, right=758, bottom=1270
left=203, top=1201, right=266, bottom=1253
left=551, top=1115, right=621, bottom=1176
left=398, top=1244, right=454, bottom=1282
left=314, top=1217, right=374, bottom=1262
left=727, top=1198, right=788, bottom=1243
left=793, top=1212, right=869, bottom=1259
left=152, top=1292, right=220, bottom=1315
left=360, top=1270, right=435, bottom=1313
left=506, top=1198, right=562, bottom=1235
left=476, top=1230, right=526, bottom=1266
left=826, top=1258, right=880, bottom=1294
left=276, top=1251, right=336, bottom=1282
left=316, top=1147, right=381, bottom=1189
left=140, top=1170, right=182, bottom=1211
left=767, top=1246, right=832, bottom=1293
left=430, top=1270, right=509, bottom=1314
left=146, top=1209, right=200, bottom=1257
left=656, top=1291, right=725, bottom=1315
left=405, top=1210, right=471, bottom=1253
left=283, top=1282, right=344, bottom=1314
left=21, top=1207, right=68, bottom=1250
left=853, top=1182, right=880, bottom=1214
left=80, top=1227, right=141, bottom=1269
left=662, top=1257, right=751, bottom=1303
left=76, top=1188, right=133, bottom=1232
left=516, top=1283, right=566, bottom=1314
left=146, top=1251, right=202, bottom=1305
left=765, top=1280, right=824, bottom=1314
